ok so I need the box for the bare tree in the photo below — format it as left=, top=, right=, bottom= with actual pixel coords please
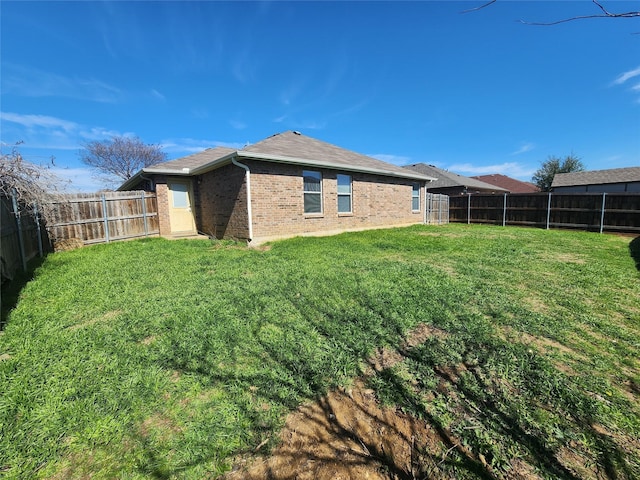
left=0, top=144, right=67, bottom=220
left=463, top=0, right=640, bottom=25
left=79, top=136, right=167, bottom=187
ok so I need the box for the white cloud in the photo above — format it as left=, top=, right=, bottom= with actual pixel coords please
left=612, top=66, right=640, bottom=85
left=50, top=167, right=107, bottom=193
left=2, top=63, right=122, bottom=103
left=160, top=138, right=245, bottom=154
left=447, top=162, right=535, bottom=179
left=1, top=111, right=124, bottom=150
left=150, top=89, right=166, bottom=101
left=0, top=112, right=78, bottom=132
left=510, top=142, right=535, bottom=155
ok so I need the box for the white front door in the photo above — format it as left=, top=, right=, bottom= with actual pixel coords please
left=168, top=180, right=196, bottom=233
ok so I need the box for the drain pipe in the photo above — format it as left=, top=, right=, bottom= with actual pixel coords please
left=231, top=156, right=254, bottom=242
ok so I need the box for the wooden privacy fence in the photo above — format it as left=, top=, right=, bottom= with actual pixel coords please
left=449, top=192, right=640, bottom=233
left=425, top=193, right=449, bottom=225
left=1, top=190, right=158, bottom=285
left=1, top=194, right=46, bottom=282
left=46, top=191, right=159, bottom=245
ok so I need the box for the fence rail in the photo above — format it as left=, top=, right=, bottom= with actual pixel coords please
left=449, top=192, right=640, bottom=233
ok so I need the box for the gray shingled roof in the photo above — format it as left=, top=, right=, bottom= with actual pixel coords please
left=551, top=167, right=640, bottom=187
left=241, top=131, right=430, bottom=179
left=121, top=131, right=434, bottom=190
left=145, top=146, right=236, bottom=172
left=403, top=163, right=508, bottom=191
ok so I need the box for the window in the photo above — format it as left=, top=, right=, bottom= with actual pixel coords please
left=303, top=170, right=322, bottom=213
left=169, top=182, right=189, bottom=208
left=337, top=174, right=352, bottom=213
left=412, top=183, right=420, bottom=211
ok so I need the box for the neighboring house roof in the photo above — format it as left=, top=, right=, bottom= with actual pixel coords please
left=402, top=163, right=508, bottom=192
left=551, top=167, right=640, bottom=188
left=471, top=174, right=539, bottom=193
left=120, top=131, right=435, bottom=190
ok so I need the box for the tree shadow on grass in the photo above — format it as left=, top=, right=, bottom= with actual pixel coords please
left=629, top=236, right=640, bottom=271
left=1, top=256, right=46, bottom=330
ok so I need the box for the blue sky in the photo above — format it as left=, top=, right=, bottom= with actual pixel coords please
left=1, top=1, right=639, bottom=191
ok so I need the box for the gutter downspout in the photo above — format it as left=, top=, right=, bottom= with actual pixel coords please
left=140, top=173, right=155, bottom=191
left=231, top=156, right=254, bottom=242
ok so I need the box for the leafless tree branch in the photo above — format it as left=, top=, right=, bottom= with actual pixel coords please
left=460, top=0, right=497, bottom=15
left=0, top=144, right=69, bottom=223
left=463, top=0, right=640, bottom=25
left=79, top=135, right=167, bottom=187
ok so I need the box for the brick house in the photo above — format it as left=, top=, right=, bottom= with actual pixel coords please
left=119, top=131, right=435, bottom=245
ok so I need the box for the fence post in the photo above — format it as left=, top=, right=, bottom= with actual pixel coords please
left=438, top=195, right=442, bottom=225
left=546, top=192, right=552, bottom=230
left=424, top=193, right=430, bottom=225
left=33, top=202, right=44, bottom=257
left=141, top=191, right=149, bottom=237
left=502, top=193, right=507, bottom=227
left=10, top=190, right=27, bottom=272
left=599, top=192, right=607, bottom=234
left=101, top=194, right=110, bottom=243
left=467, top=194, right=471, bottom=225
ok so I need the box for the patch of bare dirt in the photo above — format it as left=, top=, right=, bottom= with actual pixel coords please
left=535, top=251, right=586, bottom=265
left=139, top=413, right=182, bottom=442
left=225, top=378, right=447, bottom=480
left=225, top=324, right=456, bottom=480
left=66, top=310, right=122, bottom=331
left=139, top=335, right=157, bottom=345
left=365, top=323, right=448, bottom=375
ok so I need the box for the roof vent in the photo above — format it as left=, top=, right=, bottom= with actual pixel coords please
left=292, top=130, right=301, bottom=135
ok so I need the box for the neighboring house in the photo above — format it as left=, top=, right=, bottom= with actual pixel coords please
left=551, top=167, right=640, bottom=193
left=471, top=174, right=539, bottom=193
left=402, top=163, right=508, bottom=195
left=120, top=131, right=435, bottom=245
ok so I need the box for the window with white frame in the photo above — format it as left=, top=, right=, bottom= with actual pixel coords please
left=337, top=174, right=352, bottom=213
left=412, top=183, right=420, bottom=211
left=303, top=170, right=322, bottom=213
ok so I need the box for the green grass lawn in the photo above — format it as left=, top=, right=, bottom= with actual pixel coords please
left=0, top=224, right=638, bottom=479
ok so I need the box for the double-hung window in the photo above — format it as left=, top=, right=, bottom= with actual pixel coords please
left=303, top=170, right=322, bottom=214
left=337, top=174, right=352, bottom=213
left=412, top=183, right=420, bottom=211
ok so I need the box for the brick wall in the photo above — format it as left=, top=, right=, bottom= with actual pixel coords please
left=246, top=160, right=424, bottom=243
left=154, top=179, right=171, bottom=236
left=195, top=163, right=250, bottom=240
